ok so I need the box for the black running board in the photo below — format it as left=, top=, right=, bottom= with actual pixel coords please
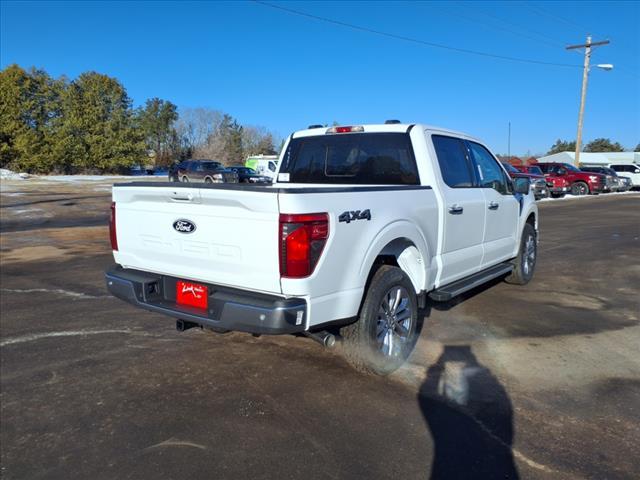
left=429, top=263, right=513, bottom=302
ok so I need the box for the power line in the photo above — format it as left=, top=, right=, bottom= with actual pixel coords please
left=523, top=1, right=595, bottom=36
left=252, top=1, right=582, bottom=69
left=446, top=1, right=569, bottom=51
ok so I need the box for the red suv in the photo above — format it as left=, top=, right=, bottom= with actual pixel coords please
left=516, top=164, right=570, bottom=198
left=537, top=162, right=605, bottom=195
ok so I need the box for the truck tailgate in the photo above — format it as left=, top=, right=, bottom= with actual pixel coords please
left=112, top=185, right=281, bottom=294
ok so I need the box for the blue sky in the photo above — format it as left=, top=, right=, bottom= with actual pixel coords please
left=1, top=0, right=638, bottom=155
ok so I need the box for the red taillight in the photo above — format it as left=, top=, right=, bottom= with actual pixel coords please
left=109, top=202, right=118, bottom=251
left=279, top=213, right=329, bottom=278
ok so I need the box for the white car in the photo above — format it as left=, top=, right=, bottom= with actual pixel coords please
left=608, top=164, right=640, bottom=189
left=106, top=123, right=538, bottom=374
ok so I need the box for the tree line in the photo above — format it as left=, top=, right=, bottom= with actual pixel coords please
left=547, top=138, right=640, bottom=155
left=0, top=64, right=278, bottom=173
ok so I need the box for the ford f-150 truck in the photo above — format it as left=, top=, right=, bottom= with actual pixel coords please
left=106, top=123, right=538, bottom=375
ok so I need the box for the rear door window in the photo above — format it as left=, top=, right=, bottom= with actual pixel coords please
left=280, top=133, right=419, bottom=184
left=432, top=135, right=475, bottom=188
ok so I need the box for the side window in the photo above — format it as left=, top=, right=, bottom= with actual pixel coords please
left=432, top=135, right=474, bottom=188
left=467, top=142, right=509, bottom=194
left=268, top=162, right=276, bottom=172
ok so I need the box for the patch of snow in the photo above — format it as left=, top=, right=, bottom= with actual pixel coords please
left=0, top=168, right=30, bottom=180
left=538, top=191, right=640, bottom=203
left=41, top=175, right=139, bottom=182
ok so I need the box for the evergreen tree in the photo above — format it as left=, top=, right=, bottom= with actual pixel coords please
left=584, top=138, right=624, bottom=153
left=547, top=139, right=576, bottom=155
left=0, top=65, right=64, bottom=172
left=137, top=97, right=178, bottom=167
left=55, top=72, right=145, bottom=172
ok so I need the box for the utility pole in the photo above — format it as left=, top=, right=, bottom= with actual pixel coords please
left=566, top=35, right=610, bottom=166
left=508, top=121, right=511, bottom=161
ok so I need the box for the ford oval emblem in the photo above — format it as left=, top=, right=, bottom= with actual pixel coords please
left=173, top=219, right=196, bottom=234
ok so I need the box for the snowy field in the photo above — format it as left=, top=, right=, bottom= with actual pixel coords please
left=0, top=168, right=163, bottom=193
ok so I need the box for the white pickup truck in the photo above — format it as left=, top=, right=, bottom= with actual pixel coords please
left=106, top=123, right=538, bottom=374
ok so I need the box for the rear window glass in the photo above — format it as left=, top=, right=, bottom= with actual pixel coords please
left=280, top=133, right=419, bottom=184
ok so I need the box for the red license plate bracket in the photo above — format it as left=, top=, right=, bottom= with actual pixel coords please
left=176, top=280, right=208, bottom=309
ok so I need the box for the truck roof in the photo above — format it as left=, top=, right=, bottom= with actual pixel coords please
left=291, top=123, right=481, bottom=143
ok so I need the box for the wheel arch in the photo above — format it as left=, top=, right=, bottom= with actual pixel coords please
left=358, top=221, right=432, bottom=294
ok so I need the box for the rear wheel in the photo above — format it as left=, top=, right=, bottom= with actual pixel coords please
left=204, top=177, right=213, bottom=184
left=341, top=266, right=418, bottom=375
left=506, top=223, right=537, bottom=285
left=181, top=176, right=189, bottom=183
left=571, top=181, right=589, bottom=195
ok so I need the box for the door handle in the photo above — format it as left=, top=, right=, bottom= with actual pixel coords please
left=488, top=201, right=500, bottom=210
left=448, top=204, right=464, bottom=215
left=170, top=192, right=194, bottom=202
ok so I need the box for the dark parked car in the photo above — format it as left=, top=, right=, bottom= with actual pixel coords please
left=228, top=166, right=271, bottom=184
left=579, top=166, right=628, bottom=192
left=169, top=160, right=238, bottom=183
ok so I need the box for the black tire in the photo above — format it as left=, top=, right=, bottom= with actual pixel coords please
left=571, top=181, right=589, bottom=195
left=181, top=176, right=189, bottom=183
left=506, top=223, right=537, bottom=285
left=204, top=177, right=213, bottom=184
left=341, top=265, right=418, bottom=375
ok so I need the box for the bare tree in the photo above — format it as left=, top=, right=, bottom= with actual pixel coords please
left=175, top=107, right=223, bottom=156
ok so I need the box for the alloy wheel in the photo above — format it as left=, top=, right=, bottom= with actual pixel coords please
left=523, top=234, right=536, bottom=276
left=375, top=286, right=413, bottom=357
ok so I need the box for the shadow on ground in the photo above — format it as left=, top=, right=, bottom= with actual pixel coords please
left=418, top=345, right=519, bottom=480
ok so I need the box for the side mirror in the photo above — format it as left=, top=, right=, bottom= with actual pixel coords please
left=513, top=177, right=530, bottom=195
left=557, top=168, right=567, bottom=175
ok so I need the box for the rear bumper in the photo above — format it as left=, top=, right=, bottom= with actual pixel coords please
left=105, top=265, right=307, bottom=334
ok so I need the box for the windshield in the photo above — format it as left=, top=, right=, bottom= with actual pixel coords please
left=528, top=166, right=543, bottom=175
left=562, top=163, right=581, bottom=172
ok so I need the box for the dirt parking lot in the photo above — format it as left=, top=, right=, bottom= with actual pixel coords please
left=1, top=179, right=639, bottom=480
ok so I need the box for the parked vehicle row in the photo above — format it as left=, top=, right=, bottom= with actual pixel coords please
left=501, top=162, right=549, bottom=200
left=163, top=157, right=637, bottom=198
left=515, top=165, right=571, bottom=198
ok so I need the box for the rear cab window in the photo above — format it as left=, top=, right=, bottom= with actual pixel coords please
left=279, top=132, right=419, bottom=184
left=431, top=135, right=475, bottom=188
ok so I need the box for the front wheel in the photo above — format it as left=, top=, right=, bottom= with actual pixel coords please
left=506, top=223, right=537, bottom=285
left=571, top=181, right=589, bottom=195
left=341, top=266, right=418, bottom=375
left=181, top=176, right=189, bottom=183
